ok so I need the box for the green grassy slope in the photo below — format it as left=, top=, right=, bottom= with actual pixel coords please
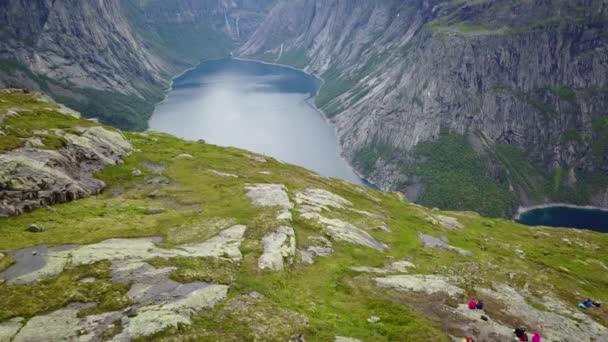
left=0, top=92, right=607, bottom=340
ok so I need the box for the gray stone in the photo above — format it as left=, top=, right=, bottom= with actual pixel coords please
left=131, top=168, right=143, bottom=177
left=143, top=207, right=165, bottom=215
left=425, top=215, right=464, bottom=230
left=374, top=275, right=464, bottom=297
left=209, top=169, right=238, bottom=178
left=302, top=213, right=387, bottom=251
left=352, top=260, right=416, bottom=274
left=245, top=184, right=293, bottom=209
left=335, top=337, right=362, bottom=342
left=246, top=154, right=267, bottom=163
left=175, top=153, right=194, bottom=160
left=0, top=125, right=131, bottom=217
left=258, top=226, right=296, bottom=271
left=79, top=277, right=97, bottom=283
left=417, top=232, right=473, bottom=256
left=479, top=284, right=608, bottom=341
left=245, top=184, right=293, bottom=220
left=295, top=188, right=352, bottom=211
left=367, top=316, right=380, bottom=323
left=2, top=225, right=247, bottom=284
left=114, top=284, right=228, bottom=341
left=0, top=317, right=24, bottom=342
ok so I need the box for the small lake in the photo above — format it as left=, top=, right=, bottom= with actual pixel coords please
left=149, top=58, right=362, bottom=185
left=516, top=206, right=608, bottom=233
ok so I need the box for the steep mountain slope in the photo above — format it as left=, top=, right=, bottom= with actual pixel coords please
left=0, top=90, right=607, bottom=341
left=240, top=0, right=608, bottom=217
left=0, top=0, right=273, bottom=130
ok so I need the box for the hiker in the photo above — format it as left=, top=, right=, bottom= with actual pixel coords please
left=593, top=301, right=601, bottom=308
left=532, top=331, right=541, bottom=342
left=461, top=337, right=475, bottom=342
left=468, top=299, right=477, bottom=309
left=514, top=327, right=528, bottom=342
left=579, top=299, right=594, bottom=308
left=476, top=299, right=484, bottom=310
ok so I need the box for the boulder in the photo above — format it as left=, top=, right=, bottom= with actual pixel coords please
left=132, top=168, right=143, bottom=177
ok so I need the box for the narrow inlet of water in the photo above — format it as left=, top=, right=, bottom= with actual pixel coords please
left=149, top=58, right=362, bottom=185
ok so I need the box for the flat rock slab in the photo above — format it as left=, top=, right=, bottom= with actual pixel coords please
left=258, top=226, right=296, bottom=271
left=114, top=284, right=228, bottom=341
left=417, top=232, right=472, bottom=256
left=451, top=304, right=513, bottom=341
left=302, top=213, right=387, bottom=251
left=426, top=215, right=464, bottom=230
left=246, top=184, right=293, bottom=220
left=374, top=275, right=464, bottom=297
left=209, top=169, right=238, bottom=178
left=335, top=337, right=362, bottom=342
left=352, top=260, right=416, bottom=274
left=245, top=184, right=293, bottom=209
left=298, top=236, right=334, bottom=265
left=9, top=284, right=228, bottom=342
left=479, top=284, right=608, bottom=341
left=2, top=225, right=247, bottom=284
left=0, top=318, right=25, bottom=342
left=295, top=188, right=352, bottom=211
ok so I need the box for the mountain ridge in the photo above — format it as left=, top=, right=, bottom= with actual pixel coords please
left=240, top=0, right=608, bottom=217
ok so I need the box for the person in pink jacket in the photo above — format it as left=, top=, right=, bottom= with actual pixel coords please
left=532, top=331, right=541, bottom=342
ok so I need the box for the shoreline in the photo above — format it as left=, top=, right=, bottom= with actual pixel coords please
left=514, top=203, right=608, bottom=220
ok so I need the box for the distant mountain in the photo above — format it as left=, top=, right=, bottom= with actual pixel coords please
left=0, top=0, right=273, bottom=130
left=241, top=0, right=608, bottom=217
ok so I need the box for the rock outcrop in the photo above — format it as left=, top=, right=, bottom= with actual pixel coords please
left=301, top=213, right=388, bottom=251
left=0, top=125, right=132, bottom=217
left=1, top=225, right=247, bottom=284
left=374, top=274, right=464, bottom=297
left=258, top=226, right=296, bottom=271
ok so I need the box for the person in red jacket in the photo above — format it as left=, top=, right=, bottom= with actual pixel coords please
left=532, top=331, right=541, bottom=342
left=468, top=299, right=477, bottom=309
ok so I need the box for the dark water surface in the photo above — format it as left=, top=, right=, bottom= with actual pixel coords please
left=149, top=58, right=362, bottom=184
left=516, top=206, right=608, bottom=233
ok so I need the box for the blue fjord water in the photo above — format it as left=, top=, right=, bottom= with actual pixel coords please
left=149, top=58, right=362, bottom=185
left=516, top=206, right=608, bottom=233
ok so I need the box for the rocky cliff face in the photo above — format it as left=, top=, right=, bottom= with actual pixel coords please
left=0, top=0, right=273, bottom=130
left=241, top=0, right=608, bottom=217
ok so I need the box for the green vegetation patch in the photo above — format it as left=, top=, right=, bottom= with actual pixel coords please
left=0, top=91, right=98, bottom=152
left=0, top=260, right=130, bottom=320
left=147, top=257, right=240, bottom=284
left=408, top=132, right=514, bottom=218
